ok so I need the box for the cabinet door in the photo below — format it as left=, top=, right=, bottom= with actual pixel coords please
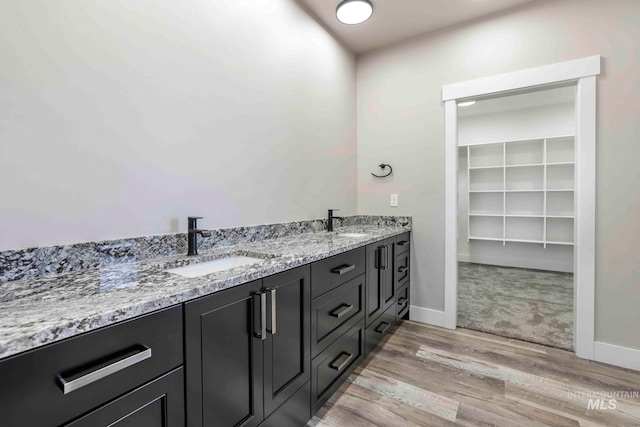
left=185, top=280, right=264, bottom=427
left=65, top=367, right=184, bottom=427
left=365, top=243, right=384, bottom=327
left=262, top=265, right=311, bottom=417
left=381, top=239, right=396, bottom=312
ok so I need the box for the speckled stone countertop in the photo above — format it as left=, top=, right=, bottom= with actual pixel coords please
left=0, top=225, right=410, bottom=360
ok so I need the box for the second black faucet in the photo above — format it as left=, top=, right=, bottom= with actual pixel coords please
left=187, top=216, right=212, bottom=256
left=327, top=209, right=344, bottom=232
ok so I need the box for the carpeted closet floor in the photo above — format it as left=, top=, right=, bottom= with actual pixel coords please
left=457, top=262, right=573, bottom=350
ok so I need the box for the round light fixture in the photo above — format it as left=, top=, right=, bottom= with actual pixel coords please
left=336, top=0, right=373, bottom=25
left=458, top=100, right=477, bottom=107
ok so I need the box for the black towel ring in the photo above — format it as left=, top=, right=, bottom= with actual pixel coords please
left=371, top=164, right=393, bottom=178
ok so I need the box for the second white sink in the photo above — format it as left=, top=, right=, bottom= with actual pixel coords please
left=166, top=256, right=264, bottom=278
left=338, top=233, right=370, bottom=238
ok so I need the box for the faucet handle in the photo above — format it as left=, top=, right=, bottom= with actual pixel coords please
left=188, top=216, right=203, bottom=220
left=328, top=209, right=340, bottom=213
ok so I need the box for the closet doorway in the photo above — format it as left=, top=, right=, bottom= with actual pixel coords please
left=456, top=86, right=575, bottom=350
left=442, top=56, right=600, bottom=359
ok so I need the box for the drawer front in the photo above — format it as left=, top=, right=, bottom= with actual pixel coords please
left=364, top=304, right=396, bottom=357
left=395, top=232, right=410, bottom=256
left=311, top=274, right=365, bottom=358
left=64, top=367, right=185, bottom=427
left=397, top=283, right=410, bottom=321
left=311, top=321, right=364, bottom=413
left=395, top=251, right=410, bottom=289
left=311, top=247, right=365, bottom=298
left=0, top=305, right=183, bottom=427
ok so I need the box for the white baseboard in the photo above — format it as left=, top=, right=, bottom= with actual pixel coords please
left=409, top=306, right=446, bottom=328
left=594, top=341, right=640, bottom=372
left=457, top=253, right=573, bottom=273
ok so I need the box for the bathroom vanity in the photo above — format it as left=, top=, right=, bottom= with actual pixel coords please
left=0, top=223, right=410, bottom=427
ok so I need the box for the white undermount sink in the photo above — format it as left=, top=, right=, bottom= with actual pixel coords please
left=166, top=255, right=264, bottom=278
left=337, top=233, right=370, bottom=238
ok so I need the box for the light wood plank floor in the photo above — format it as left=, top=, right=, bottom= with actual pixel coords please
left=308, top=321, right=640, bottom=426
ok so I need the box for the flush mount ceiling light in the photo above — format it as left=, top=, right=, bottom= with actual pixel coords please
left=336, top=0, right=373, bottom=25
left=458, top=100, right=477, bottom=107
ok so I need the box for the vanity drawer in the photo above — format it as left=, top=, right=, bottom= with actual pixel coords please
left=364, top=304, right=396, bottom=357
left=0, top=305, right=183, bottom=427
left=397, top=283, right=410, bottom=321
left=395, top=251, right=410, bottom=289
left=311, top=321, right=364, bottom=413
left=395, top=232, right=410, bottom=256
left=311, top=274, right=365, bottom=358
left=311, top=247, right=365, bottom=298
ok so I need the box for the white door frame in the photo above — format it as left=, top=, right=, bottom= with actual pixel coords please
left=442, top=55, right=601, bottom=360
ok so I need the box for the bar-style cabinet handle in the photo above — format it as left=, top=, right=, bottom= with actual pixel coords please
left=330, top=303, right=354, bottom=319
left=375, top=321, right=391, bottom=334
left=397, top=240, right=409, bottom=246
left=398, top=266, right=408, bottom=274
left=331, top=264, right=356, bottom=275
left=398, top=297, right=408, bottom=307
left=329, top=352, right=354, bottom=372
left=56, top=345, right=152, bottom=395
left=266, top=288, right=277, bottom=335
left=253, top=291, right=267, bottom=340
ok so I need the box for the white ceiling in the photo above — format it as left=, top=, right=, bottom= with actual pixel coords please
left=299, top=0, right=538, bottom=54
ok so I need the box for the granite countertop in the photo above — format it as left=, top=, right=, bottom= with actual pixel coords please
left=0, top=225, right=410, bottom=360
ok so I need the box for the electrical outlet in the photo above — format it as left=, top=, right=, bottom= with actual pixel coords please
left=390, top=194, right=398, bottom=207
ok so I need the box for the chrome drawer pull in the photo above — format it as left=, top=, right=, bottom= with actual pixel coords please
left=56, top=345, right=152, bottom=395
left=330, top=304, right=354, bottom=319
left=398, top=297, right=408, bottom=306
left=266, top=288, right=277, bottom=335
left=375, top=321, right=391, bottom=334
left=329, top=352, right=354, bottom=372
left=331, top=264, right=356, bottom=275
left=253, top=291, right=267, bottom=340
left=398, top=266, right=408, bottom=274
left=397, top=241, right=409, bottom=246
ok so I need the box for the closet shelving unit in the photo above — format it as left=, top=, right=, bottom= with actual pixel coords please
left=466, top=135, right=575, bottom=247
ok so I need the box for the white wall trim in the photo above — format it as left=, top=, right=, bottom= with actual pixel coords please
left=442, top=55, right=601, bottom=359
left=410, top=306, right=446, bottom=328
left=442, top=55, right=601, bottom=101
left=573, top=76, right=597, bottom=359
left=594, top=342, right=640, bottom=372
left=443, top=100, right=458, bottom=330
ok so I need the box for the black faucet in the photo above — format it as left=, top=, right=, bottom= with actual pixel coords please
left=327, top=209, right=344, bottom=232
left=187, top=216, right=212, bottom=256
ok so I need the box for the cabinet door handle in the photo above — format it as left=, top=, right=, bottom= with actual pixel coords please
left=397, top=240, right=409, bottom=246
left=375, top=321, right=391, bottom=334
left=398, top=297, right=408, bottom=307
left=331, top=264, right=355, bottom=275
left=377, top=246, right=387, bottom=270
left=398, top=266, right=408, bottom=274
left=56, top=345, right=152, bottom=395
left=266, top=288, right=276, bottom=335
left=384, top=246, right=389, bottom=269
left=330, top=303, right=354, bottom=319
left=253, top=291, right=267, bottom=340
left=329, top=352, right=354, bottom=372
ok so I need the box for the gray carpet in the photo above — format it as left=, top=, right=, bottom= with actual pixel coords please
left=457, top=262, right=574, bottom=350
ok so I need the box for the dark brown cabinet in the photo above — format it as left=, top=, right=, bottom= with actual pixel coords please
left=185, top=265, right=311, bottom=427
left=365, top=237, right=395, bottom=327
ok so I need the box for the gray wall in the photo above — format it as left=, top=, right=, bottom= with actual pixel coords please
left=0, top=0, right=357, bottom=251
left=357, top=0, right=640, bottom=349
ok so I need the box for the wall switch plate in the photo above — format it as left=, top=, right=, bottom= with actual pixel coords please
left=390, top=194, right=398, bottom=207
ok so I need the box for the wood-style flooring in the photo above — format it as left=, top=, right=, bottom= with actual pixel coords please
left=308, top=321, right=640, bottom=426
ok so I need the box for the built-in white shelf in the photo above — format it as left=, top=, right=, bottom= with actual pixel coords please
left=465, top=135, right=576, bottom=247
